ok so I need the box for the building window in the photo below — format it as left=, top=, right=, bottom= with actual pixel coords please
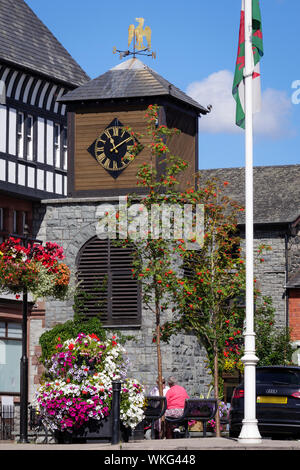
left=0, top=208, right=3, bottom=244
left=63, top=126, right=67, bottom=170
left=76, top=237, right=141, bottom=326
left=11, top=210, right=28, bottom=236
left=26, top=115, right=33, bottom=160
left=17, top=112, right=24, bottom=158
left=0, top=321, right=22, bottom=394
left=13, top=210, right=17, bottom=234
left=54, top=123, right=60, bottom=168
left=21, top=211, right=27, bottom=234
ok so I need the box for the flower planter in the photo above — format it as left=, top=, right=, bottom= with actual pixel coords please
left=122, top=420, right=145, bottom=442
left=55, top=415, right=113, bottom=444
left=35, top=333, right=145, bottom=443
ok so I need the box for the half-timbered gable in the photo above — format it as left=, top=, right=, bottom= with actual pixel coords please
left=0, top=0, right=89, bottom=242
left=0, top=0, right=89, bottom=202
left=0, top=64, right=70, bottom=198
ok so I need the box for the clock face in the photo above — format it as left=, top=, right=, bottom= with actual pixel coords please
left=87, top=118, right=142, bottom=179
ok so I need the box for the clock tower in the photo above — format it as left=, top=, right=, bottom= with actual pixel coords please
left=36, top=23, right=211, bottom=396
left=59, top=58, right=209, bottom=197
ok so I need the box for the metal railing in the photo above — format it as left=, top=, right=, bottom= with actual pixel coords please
left=0, top=406, right=14, bottom=440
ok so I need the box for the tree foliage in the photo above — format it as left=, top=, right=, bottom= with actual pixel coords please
left=255, top=296, right=293, bottom=366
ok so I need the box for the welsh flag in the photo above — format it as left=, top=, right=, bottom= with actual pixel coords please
left=232, top=0, right=263, bottom=128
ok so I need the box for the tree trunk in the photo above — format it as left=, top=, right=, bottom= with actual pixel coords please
left=155, top=287, right=163, bottom=397
left=155, top=287, right=165, bottom=437
left=214, top=343, right=221, bottom=437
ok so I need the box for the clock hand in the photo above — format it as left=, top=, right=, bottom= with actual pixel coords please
left=108, top=136, right=118, bottom=153
left=110, top=136, right=133, bottom=151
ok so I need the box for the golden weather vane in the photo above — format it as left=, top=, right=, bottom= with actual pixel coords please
left=113, top=18, right=156, bottom=60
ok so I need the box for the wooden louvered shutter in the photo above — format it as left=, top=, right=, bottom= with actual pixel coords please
left=77, top=237, right=141, bottom=326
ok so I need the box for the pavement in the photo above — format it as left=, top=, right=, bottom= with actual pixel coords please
left=1, top=436, right=300, bottom=451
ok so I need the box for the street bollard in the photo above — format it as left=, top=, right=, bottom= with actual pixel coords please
left=111, top=381, right=122, bottom=445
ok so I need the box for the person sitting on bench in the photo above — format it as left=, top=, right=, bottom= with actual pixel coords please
left=165, top=376, right=189, bottom=439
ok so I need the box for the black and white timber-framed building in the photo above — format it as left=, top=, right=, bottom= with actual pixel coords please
left=0, top=0, right=89, bottom=400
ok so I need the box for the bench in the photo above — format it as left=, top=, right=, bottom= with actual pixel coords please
left=121, top=396, right=167, bottom=441
left=165, top=398, right=218, bottom=438
left=143, top=396, right=167, bottom=439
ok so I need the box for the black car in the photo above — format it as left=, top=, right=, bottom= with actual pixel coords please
left=229, top=366, right=300, bottom=439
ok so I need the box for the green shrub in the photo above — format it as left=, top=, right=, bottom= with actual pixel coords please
left=39, top=316, right=136, bottom=365
left=39, top=317, right=107, bottom=363
left=255, top=296, right=294, bottom=366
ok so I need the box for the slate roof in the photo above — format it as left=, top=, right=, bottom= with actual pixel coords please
left=58, top=58, right=208, bottom=114
left=198, top=165, right=300, bottom=225
left=0, top=0, right=89, bottom=86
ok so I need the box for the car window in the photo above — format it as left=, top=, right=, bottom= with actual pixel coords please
left=256, top=369, right=300, bottom=385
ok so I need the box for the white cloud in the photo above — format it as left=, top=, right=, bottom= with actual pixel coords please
left=186, top=70, right=293, bottom=138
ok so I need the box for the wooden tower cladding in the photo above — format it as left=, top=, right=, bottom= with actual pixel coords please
left=60, top=58, right=208, bottom=197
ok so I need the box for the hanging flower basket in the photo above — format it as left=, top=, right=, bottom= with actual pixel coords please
left=0, top=237, right=70, bottom=300
left=33, top=333, right=145, bottom=442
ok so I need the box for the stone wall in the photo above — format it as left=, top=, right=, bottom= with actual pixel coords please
left=29, top=199, right=297, bottom=401
left=31, top=197, right=211, bottom=400
left=288, top=227, right=300, bottom=276
left=251, top=227, right=287, bottom=327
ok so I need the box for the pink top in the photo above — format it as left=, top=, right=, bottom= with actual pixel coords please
left=166, top=385, right=189, bottom=409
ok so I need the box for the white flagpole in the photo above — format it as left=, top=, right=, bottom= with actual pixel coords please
left=238, top=0, right=262, bottom=444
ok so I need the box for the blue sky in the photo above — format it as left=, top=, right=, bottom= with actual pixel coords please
left=26, top=0, right=300, bottom=170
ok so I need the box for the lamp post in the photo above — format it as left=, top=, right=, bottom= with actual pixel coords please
left=18, top=225, right=42, bottom=443
left=19, top=224, right=29, bottom=443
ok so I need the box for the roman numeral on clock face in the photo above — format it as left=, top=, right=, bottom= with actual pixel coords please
left=104, top=129, right=111, bottom=139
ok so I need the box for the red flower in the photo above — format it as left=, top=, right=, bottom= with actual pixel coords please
left=68, top=344, right=75, bottom=350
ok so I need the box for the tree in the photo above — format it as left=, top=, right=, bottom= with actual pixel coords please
left=222, top=294, right=293, bottom=374
left=111, top=105, right=188, bottom=413
left=160, top=177, right=247, bottom=436
left=112, top=106, right=248, bottom=437
left=254, top=295, right=293, bottom=366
